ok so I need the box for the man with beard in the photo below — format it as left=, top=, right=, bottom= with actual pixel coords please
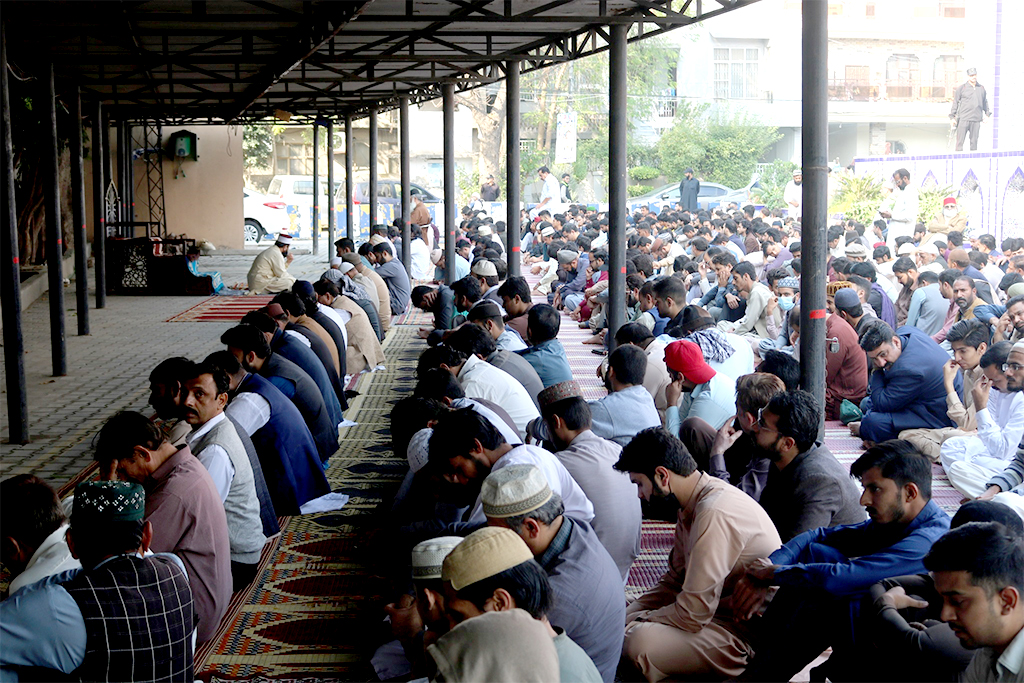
left=952, top=275, right=982, bottom=322
left=426, top=407, right=593, bottom=527
left=614, top=427, right=782, bottom=681
left=537, top=381, right=642, bottom=581
left=735, top=440, right=951, bottom=682
left=247, top=233, right=297, bottom=294
left=879, top=169, right=919, bottom=251
left=924, top=522, right=1024, bottom=682
left=970, top=342, right=1024, bottom=519
left=783, top=169, right=802, bottom=220
left=753, top=391, right=865, bottom=542
left=994, top=294, right=1024, bottom=344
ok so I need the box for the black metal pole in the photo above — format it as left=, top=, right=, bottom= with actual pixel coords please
left=506, top=60, right=521, bottom=278
left=71, top=85, right=89, bottom=335
left=799, top=0, right=828, bottom=425
left=368, top=107, right=379, bottom=229
left=327, top=119, right=335, bottom=258
left=117, top=120, right=126, bottom=229
left=443, top=85, right=456, bottom=285
left=312, top=122, right=320, bottom=255
left=92, top=101, right=106, bottom=308
left=125, top=121, right=134, bottom=224
left=44, top=63, right=67, bottom=376
left=1, top=27, right=29, bottom=443
left=606, top=25, right=628, bottom=350
left=345, top=115, right=354, bottom=241
left=400, top=96, right=412, bottom=275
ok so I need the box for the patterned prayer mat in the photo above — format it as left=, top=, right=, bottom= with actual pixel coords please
left=165, top=296, right=275, bottom=322
left=194, top=327, right=422, bottom=680
left=390, top=308, right=434, bottom=327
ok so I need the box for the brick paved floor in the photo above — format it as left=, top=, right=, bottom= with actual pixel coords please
left=0, top=246, right=336, bottom=486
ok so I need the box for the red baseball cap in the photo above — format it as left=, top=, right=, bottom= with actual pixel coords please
left=664, top=339, right=716, bottom=384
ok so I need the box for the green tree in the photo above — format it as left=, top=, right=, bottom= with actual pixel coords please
left=658, top=104, right=781, bottom=189
left=754, top=159, right=798, bottom=209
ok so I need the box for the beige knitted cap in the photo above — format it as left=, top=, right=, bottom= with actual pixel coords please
left=441, top=526, right=533, bottom=590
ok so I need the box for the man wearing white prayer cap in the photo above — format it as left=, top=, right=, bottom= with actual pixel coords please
left=247, top=234, right=297, bottom=294
left=480, top=464, right=625, bottom=681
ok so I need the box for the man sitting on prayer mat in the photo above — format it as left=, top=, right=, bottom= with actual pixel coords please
left=247, top=233, right=297, bottom=295
left=0, top=481, right=195, bottom=682
left=94, top=412, right=231, bottom=644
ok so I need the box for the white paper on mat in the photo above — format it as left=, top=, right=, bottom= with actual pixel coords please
left=299, top=492, right=350, bottom=514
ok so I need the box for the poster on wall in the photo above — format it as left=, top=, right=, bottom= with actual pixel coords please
left=555, top=111, right=578, bottom=164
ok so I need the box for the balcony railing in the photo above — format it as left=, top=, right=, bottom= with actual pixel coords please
left=827, top=79, right=954, bottom=103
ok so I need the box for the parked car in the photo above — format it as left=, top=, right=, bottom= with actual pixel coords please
left=629, top=175, right=761, bottom=214
left=243, top=188, right=289, bottom=243
left=343, top=179, right=443, bottom=206
left=266, top=175, right=340, bottom=237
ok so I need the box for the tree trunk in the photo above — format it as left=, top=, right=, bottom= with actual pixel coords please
left=456, top=82, right=507, bottom=184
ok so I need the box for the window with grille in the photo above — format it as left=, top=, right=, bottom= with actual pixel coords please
left=275, top=142, right=313, bottom=175
left=714, top=46, right=760, bottom=99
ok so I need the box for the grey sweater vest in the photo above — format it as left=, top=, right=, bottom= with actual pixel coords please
left=191, top=417, right=266, bottom=563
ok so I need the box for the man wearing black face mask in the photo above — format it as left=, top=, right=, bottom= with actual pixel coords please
left=614, top=427, right=782, bottom=681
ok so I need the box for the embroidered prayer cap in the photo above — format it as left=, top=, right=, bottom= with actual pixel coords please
left=478, top=226, right=493, bottom=237
left=540, top=226, right=555, bottom=237
left=966, top=67, right=977, bottom=76
left=664, top=339, right=716, bottom=384
left=411, top=536, right=464, bottom=581
left=777, top=277, right=800, bottom=291
left=537, top=380, right=583, bottom=408
left=556, top=250, right=579, bottom=266
left=897, top=243, right=918, bottom=256
left=430, top=249, right=443, bottom=265
left=442, top=526, right=534, bottom=590
left=276, top=233, right=293, bottom=245
left=265, top=303, right=286, bottom=317
left=826, top=280, right=854, bottom=297
left=407, top=427, right=433, bottom=473
left=369, top=234, right=387, bottom=246
left=943, top=196, right=957, bottom=206
left=918, top=242, right=939, bottom=255
left=844, top=243, right=868, bottom=259
left=471, top=259, right=498, bottom=277
left=480, top=464, right=552, bottom=520
left=341, top=253, right=362, bottom=267
left=330, top=256, right=343, bottom=267
left=322, top=269, right=343, bottom=284
left=73, top=481, right=145, bottom=524
left=338, top=262, right=356, bottom=275
left=792, top=169, right=802, bottom=177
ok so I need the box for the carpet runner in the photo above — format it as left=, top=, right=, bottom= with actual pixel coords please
left=166, top=296, right=275, bottom=322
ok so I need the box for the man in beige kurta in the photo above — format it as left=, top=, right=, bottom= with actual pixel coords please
left=247, top=236, right=297, bottom=294
left=342, top=253, right=391, bottom=333
left=328, top=294, right=386, bottom=374
left=619, top=447, right=782, bottom=681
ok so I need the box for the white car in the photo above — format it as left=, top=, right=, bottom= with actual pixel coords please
left=266, top=175, right=339, bottom=238
left=243, top=188, right=289, bottom=243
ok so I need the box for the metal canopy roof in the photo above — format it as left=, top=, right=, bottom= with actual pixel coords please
left=3, top=0, right=758, bottom=123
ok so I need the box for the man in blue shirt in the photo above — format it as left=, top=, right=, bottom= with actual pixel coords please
left=735, top=440, right=951, bottom=682
left=518, top=304, right=573, bottom=388
left=1, top=481, right=195, bottom=682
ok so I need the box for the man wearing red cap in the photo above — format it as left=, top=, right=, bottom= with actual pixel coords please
left=925, top=197, right=967, bottom=242
left=663, top=340, right=736, bottom=444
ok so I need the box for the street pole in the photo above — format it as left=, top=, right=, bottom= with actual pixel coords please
left=400, top=97, right=412, bottom=275
left=71, top=85, right=89, bottom=335
left=44, top=63, right=67, bottom=376
left=443, top=84, right=456, bottom=284
left=506, top=60, right=521, bottom=278
left=606, top=24, right=628, bottom=350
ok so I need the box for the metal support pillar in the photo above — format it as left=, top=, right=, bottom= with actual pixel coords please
left=312, top=122, right=320, bottom=255
left=400, top=96, right=411, bottom=275
left=1, top=27, right=29, bottom=443
left=344, top=116, right=354, bottom=241
left=443, top=84, right=456, bottom=284
left=368, top=108, right=379, bottom=229
left=71, top=86, right=89, bottom=335
left=116, top=121, right=126, bottom=225
left=123, top=121, right=134, bottom=223
left=506, top=60, right=521, bottom=278
left=44, top=64, right=67, bottom=376
left=799, top=0, right=828, bottom=424
left=606, top=25, right=628, bottom=350
left=327, top=119, right=336, bottom=256
left=92, top=101, right=106, bottom=307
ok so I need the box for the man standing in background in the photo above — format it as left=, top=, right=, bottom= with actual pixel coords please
left=679, top=168, right=700, bottom=213
left=949, top=67, right=991, bottom=151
